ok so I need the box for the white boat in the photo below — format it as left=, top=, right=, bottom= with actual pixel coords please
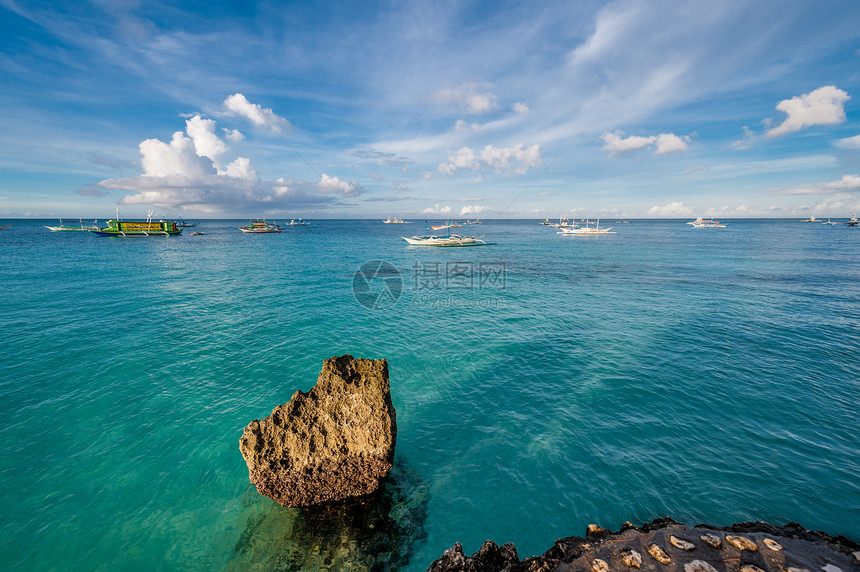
left=383, top=216, right=410, bottom=224
left=239, top=219, right=282, bottom=233
left=687, top=217, right=726, bottom=228
left=288, top=218, right=309, bottom=226
left=45, top=218, right=99, bottom=232
left=822, top=218, right=838, bottom=225
left=801, top=216, right=817, bottom=222
left=175, top=216, right=197, bottom=227
left=402, top=221, right=486, bottom=246
left=848, top=214, right=858, bottom=227
left=557, top=219, right=615, bottom=235
left=540, top=219, right=552, bottom=225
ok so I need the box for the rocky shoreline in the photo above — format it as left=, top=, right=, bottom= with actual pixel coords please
left=426, top=517, right=859, bottom=572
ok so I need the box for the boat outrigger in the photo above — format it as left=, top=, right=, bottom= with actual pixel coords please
left=402, top=221, right=486, bottom=247
left=90, top=211, right=181, bottom=237
left=45, top=219, right=99, bottom=232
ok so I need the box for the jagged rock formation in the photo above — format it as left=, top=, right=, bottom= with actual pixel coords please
left=239, top=354, right=396, bottom=507
left=426, top=518, right=860, bottom=572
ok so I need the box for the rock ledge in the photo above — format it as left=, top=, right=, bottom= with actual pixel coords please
left=426, top=518, right=859, bottom=572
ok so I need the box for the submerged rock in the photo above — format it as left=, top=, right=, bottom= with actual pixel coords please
left=239, top=354, right=396, bottom=507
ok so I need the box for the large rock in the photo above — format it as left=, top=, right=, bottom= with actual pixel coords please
left=239, top=354, right=396, bottom=507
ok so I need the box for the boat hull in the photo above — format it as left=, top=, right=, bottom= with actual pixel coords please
left=91, top=220, right=182, bottom=236
left=402, top=235, right=486, bottom=246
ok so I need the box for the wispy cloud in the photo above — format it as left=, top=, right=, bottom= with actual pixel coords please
left=438, top=143, right=541, bottom=175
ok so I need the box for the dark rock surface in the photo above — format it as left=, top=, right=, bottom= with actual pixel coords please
left=426, top=518, right=859, bottom=572
left=239, top=354, right=396, bottom=507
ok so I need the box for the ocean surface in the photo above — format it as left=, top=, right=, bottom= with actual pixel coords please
left=1, top=218, right=858, bottom=571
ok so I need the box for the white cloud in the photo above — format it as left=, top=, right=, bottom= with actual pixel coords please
left=835, top=134, right=860, bottom=149
left=654, top=133, right=691, bottom=155
left=460, top=204, right=488, bottom=216
left=422, top=203, right=452, bottom=214
left=601, top=131, right=690, bottom=156
left=647, top=201, right=694, bottom=217
left=318, top=173, right=362, bottom=197
left=512, top=102, right=530, bottom=114
left=185, top=115, right=228, bottom=165
left=766, top=86, right=850, bottom=138
left=776, top=174, right=860, bottom=195
left=223, top=128, right=245, bottom=142
left=220, top=157, right=259, bottom=182
left=222, top=93, right=292, bottom=133
left=430, top=83, right=499, bottom=115
left=601, top=131, right=655, bottom=155
left=140, top=131, right=215, bottom=178
left=438, top=143, right=541, bottom=175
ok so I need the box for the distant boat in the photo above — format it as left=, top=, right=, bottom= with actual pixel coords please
left=558, top=219, right=615, bottom=235
left=687, top=217, right=726, bottom=228
left=383, top=216, right=410, bottom=224
left=175, top=216, right=197, bottom=227
left=801, top=216, right=817, bottom=222
left=0, top=223, right=12, bottom=230
left=45, top=218, right=99, bottom=232
left=91, top=213, right=181, bottom=237
left=464, top=219, right=482, bottom=224
left=402, top=221, right=486, bottom=247
left=239, top=219, right=282, bottom=233
left=616, top=218, right=631, bottom=223
left=288, top=218, right=310, bottom=226
left=848, top=214, right=858, bottom=227
left=540, top=219, right=552, bottom=225
left=822, top=219, right=839, bottom=225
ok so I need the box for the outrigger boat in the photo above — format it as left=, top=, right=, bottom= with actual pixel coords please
left=288, top=218, right=309, bottom=226
left=175, top=216, right=197, bottom=227
left=687, top=217, right=726, bottom=228
left=848, top=214, right=858, bottom=227
left=90, top=211, right=181, bottom=237
left=383, top=216, right=410, bottom=224
left=402, top=221, right=486, bottom=247
left=558, top=219, right=615, bottom=235
left=45, top=218, right=99, bottom=232
left=239, top=219, right=282, bottom=233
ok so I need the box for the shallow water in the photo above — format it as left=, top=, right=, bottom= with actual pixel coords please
left=1, top=218, right=857, bottom=570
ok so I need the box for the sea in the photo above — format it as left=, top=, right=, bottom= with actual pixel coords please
left=1, top=218, right=857, bottom=571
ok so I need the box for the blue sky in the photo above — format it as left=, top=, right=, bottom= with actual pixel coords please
left=2, top=0, right=860, bottom=219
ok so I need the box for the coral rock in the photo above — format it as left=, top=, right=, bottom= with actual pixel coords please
left=239, top=355, right=396, bottom=507
left=726, top=535, right=758, bottom=551
left=647, top=543, right=671, bottom=564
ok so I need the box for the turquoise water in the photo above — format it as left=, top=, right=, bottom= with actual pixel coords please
left=1, top=219, right=858, bottom=570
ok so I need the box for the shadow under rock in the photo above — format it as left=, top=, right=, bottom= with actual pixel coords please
left=229, top=457, right=429, bottom=571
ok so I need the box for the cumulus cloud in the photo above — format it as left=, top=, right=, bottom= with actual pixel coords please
left=140, top=131, right=215, bottom=178
left=766, top=86, right=850, bottom=138
left=601, top=131, right=691, bottom=156
left=94, top=106, right=334, bottom=213
left=222, top=93, right=293, bottom=133
left=460, top=205, right=488, bottom=216
left=223, top=128, right=245, bottom=142
left=430, top=83, right=499, bottom=115
left=422, top=203, right=452, bottom=215
left=647, top=201, right=694, bottom=217
left=438, top=143, right=541, bottom=175
left=318, top=173, right=362, bottom=197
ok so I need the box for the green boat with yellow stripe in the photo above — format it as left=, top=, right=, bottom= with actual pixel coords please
left=90, top=213, right=182, bottom=237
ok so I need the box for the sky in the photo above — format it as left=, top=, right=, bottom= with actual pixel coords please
left=1, top=0, right=860, bottom=219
